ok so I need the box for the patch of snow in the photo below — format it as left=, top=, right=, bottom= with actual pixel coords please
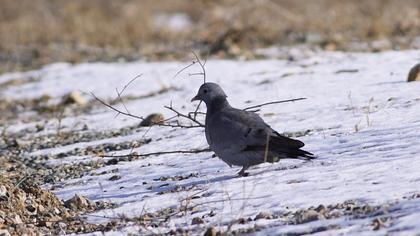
left=2, top=50, right=420, bottom=235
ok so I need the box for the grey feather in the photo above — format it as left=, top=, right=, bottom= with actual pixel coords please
left=191, top=82, right=314, bottom=175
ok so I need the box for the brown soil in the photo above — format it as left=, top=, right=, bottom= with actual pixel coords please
left=0, top=174, right=115, bottom=235
left=0, top=0, right=419, bottom=73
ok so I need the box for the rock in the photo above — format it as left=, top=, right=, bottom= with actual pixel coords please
left=35, top=124, right=45, bottom=132
left=0, top=185, right=7, bottom=197
left=64, top=195, right=94, bottom=211
left=139, top=113, right=165, bottom=126
left=372, top=218, right=386, bottom=230
left=228, top=44, right=241, bottom=56
left=47, top=216, right=62, bottom=228
left=255, top=211, right=273, bottom=220
left=324, top=42, right=337, bottom=51
left=315, top=204, right=327, bottom=215
left=0, top=211, right=5, bottom=224
left=26, top=205, right=37, bottom=214
left=305, top=33, right=325, bottom=44
left=191, top=217, right=204, bottom=225
left=295, top=209, right=325, bottom=224
left=37, top=204, right=45, bottom=213
left=39, top=94, right=52, bottom=102
left=329, top=209, right=342, bottom=218
left=370, top=39, right=392, bottom=52
left=11, top=214, right=23, bottom=224
left=108, top=175, right=121, bottom=181
left=0, top=229, right=11, bottom=236
left=61, top=91, right=87, bottom=105
left=106, top=159, right=119, bottom=165
left=407, top=63, right=420, bottom=82
left=203, top=226, right=218, bottom=236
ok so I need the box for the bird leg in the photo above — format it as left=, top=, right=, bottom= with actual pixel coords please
left=238, top=166, right=249, bottom=177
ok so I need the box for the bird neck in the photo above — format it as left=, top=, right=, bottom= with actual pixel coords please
left=207, top=96, right=230, bottom=113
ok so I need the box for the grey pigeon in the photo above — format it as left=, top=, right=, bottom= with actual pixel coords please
left=191, top=82, right=314, bottom=176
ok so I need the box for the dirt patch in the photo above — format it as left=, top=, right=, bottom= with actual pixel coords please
left=203, top=198, right=418, bottom=235
left=1, top=0, right=419, bottom=72
left=0, top=176, right=114, bottom=235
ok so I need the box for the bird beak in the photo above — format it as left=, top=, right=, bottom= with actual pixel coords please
left=191, top=94, right=200, bottom=102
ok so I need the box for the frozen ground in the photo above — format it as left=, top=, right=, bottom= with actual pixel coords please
left=1, top=50, right=420, bottom=235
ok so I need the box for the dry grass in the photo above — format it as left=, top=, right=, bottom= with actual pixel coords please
left=0, top=0, right=419, bottom=72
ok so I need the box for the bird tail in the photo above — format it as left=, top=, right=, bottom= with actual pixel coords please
left=290, top=148, right=316, bottom=160
left=263, top=148, right=315, bottom=163
left=268, top=134, right=315, bottom=160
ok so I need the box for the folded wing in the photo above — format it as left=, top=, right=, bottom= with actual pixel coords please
left=217, top=108, right=314, bottom=159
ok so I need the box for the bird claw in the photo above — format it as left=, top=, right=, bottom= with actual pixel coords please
left=238, top=172, right=249, bottom=177
left=237, top=167, right=250, bottom=177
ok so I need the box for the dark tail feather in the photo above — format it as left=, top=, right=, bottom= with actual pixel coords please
left=244, top=143, right=316, bottom=161
left=262, top=148, right=315, bottom=163
left=297, top=149, right=316, bottom=160
left=268, top=135, right=314, bottom=159
left=284, top=148, right=315, bottom=160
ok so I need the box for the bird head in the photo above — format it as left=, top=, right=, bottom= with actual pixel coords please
left=191, top=82, right=227, bottom=104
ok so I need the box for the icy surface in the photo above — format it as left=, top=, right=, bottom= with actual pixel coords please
left=2, top=50, right=420, bottom=235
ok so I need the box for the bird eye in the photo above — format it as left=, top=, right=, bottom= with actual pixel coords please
left=203, top=89, right=208, bottom=94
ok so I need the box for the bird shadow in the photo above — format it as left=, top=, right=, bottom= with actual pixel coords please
left=369, top=80, right=405, bottom=86
left=90, top=174, right=237, bottom=202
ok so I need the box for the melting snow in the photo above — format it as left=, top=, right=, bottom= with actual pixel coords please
left=2, top=50, right=420, bottom=235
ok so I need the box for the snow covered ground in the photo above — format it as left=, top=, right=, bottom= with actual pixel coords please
left=1, top=50, right=420, bottom=235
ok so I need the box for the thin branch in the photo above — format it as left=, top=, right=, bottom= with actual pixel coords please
left=243, top=98, right=307, bottom=111
left=202, top=50, right=210, bottom=66
left=115, top=74, right=142, bottom=115
left=173, top=61, right=197, bottom=79
left=157, top=114, right=201, bottom=128
left=191, top=51, right=206, bottom=83
left=115, top=87, right=129, bottom=116
left=264, top=133, right=270, bottom=163
left=92, top=92, right=203, bottom=128
left=164, top=104, right=204, bottom=127
left=138, top=126, right=153, bottom=145
left=192, top=100, right=203, bottom=120
left=161, top=114, right=179, bottom=123
left=91, top=92, right=144, bottom=120
left=120, top=74, right=143, bottom=95
left=188, top=72, right=205, bottom=76
left=173, top=51, right=208, bottom=121
left=187, top=111, right=206, bottom=116
left=99, top=148, right=211, bottom=158
left=156, top=123, right=202, bottom=129
left=13, top=172, right=32, bottom=191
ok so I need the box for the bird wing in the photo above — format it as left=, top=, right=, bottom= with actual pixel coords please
left=208, top=107, right=306, bottom=155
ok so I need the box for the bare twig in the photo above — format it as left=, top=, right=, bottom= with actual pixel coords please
left=174, top=51, right=208, bottom=120
left=55, top=108, right=65, bottom=137
left=189, top=51, right=208, bottom=119
left=115, top=74, right=142, bottom=116
left=192, top=100, right=203, bottom=120
left=263, top=133, right=270, bottom=163
left=92, top=91, right=203, bottom=128
left=191, top=51, right=206, bottom=83
left=164, top=104, right=204, bottom=127
left=12, top=172, right=32, bottom=191
left=156, top=122, right=202, bottom=129
left=173, top=60, right=197, bottom=79
left=119, top=74, right=142, bottom=95
left=91, top=92, right=144, bottom=120
left=99, top=148, right=211, bottom=158
left=243, top=98, right=307, bottom=111
left=93, top=55, right=306, bottom=133
left=94, top=90, right=305, bottom=129
left=188, top=72, right=205, bottom=76
left=187, top=111, right=206, bottom=117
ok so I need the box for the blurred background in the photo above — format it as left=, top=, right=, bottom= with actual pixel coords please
left=1, top=0, right=419, bottom=73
